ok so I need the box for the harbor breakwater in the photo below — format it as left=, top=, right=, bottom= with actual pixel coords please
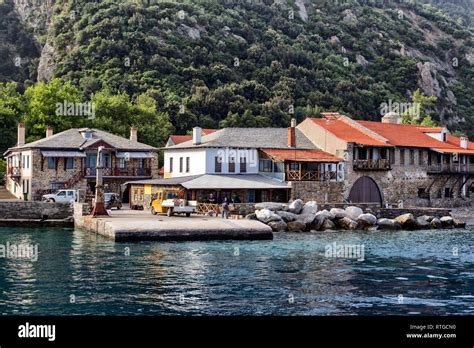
left=246, top=199, right=466, bottom=232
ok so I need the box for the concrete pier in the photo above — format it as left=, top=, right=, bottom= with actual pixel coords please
left=74, top=204, right=273, bottom=241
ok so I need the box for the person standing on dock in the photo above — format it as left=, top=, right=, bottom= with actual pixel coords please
left=221, top=196, right=230, bottom=219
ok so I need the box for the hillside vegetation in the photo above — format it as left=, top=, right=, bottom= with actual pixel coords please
left=0, top=0, right=472, bottom=154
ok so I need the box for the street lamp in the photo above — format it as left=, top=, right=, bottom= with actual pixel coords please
left=91, top=146, right=109, bottom=217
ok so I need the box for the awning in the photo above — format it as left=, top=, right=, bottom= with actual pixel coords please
left=116, top=151, right=155, bottom=159
left=182, top=174, right=290, bottom=190
left=430, top=148, right=474, bottom=155
left=261, top=149, right=342, bottom=162
left=41, top=151, right=86, bottom=158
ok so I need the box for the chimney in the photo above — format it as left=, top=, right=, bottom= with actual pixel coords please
left=193, top=127, right=202, bottom=145
left=46, top=126, right=53, bottom=138
left=288, top=118, right=296, bottom=147
left=17, top=123, right=25, bottom=147
left=381, top=112, right=401, bottom=124
left=460, top=136, right=468, bottom=149
left=130, top=126, right=137, bottom=142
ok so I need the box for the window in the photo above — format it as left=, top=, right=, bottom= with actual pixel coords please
left=358, top=148, right=368, bottom=160
left=179, top=157, right=183, bottom=173
left=380, top=148, right=387, bottom=160
left=215, top=156, right=222, bottom=173
left=102, top=153, right=111, bottom=167
left=229, top=157, right=235, bottom=173
left=22, top=155, right=29, bottom=169
left=57, top=191, right=66, bottom=197
left=119, top=158, right=126, bottom=169
left=443, top=133, right=447, bottom=142
left=289, top=162, right=299, bottom=171
left=444, top=188, right=451, bottom=198
left=259, top=159, right=272, bottom=172
left=390, top=149, right=395, bottom=165
left=418, top=151, right=424, bottom=165
left=399, top=149, right=405, bottom=165
left=274, top=162, right=284, bottom=172
left=240, top=157, right=247, bottom=173
left=186, top=157, right=190, bottom=172
left=48, top=157, right=56, bottom=169
left=169, top=157, right=173, bottom=172
left=410, top=150, right=415, bottom=165
left=67, top=191, right=74, bottom=197
left=138, top=159, right=145, bottom=168
left=418, top=188, right=426, bottom=198
left=66, top=158, right=74, bottom=169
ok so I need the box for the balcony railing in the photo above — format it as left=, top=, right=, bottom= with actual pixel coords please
left=427, top=163, right=474, bottom=174
left=287, top=170, right=337, bottom=181
left=353, top=159, right=390, bottom=171
left=7, top=167, right=21, bottom=177
left=84, top=167, right=152, bottom=177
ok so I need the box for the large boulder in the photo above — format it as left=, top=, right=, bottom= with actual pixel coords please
left=275, top=211, right=298, bottom=222
left=330, top=208, right=347, bottom=219
left=255, top=209, right=282, bottom=224
left=453, top=219, right=466, bottom=228
left=394, top=213, right=417, bottom=229
left=320, top=219, right=336, bottom=231
left=345, top=206, right=364, bottom=220
left=430, top=218, right=442, bottom=229
left=268, top=220, right=287, bottom=232
left=254, top=202, right=285, bottom=211
left=357, top=213, right=377, bottom=227
left=337, top=217, right=358, bottom=230
left=297, top=213, right=316, bottom=230
left=287, top=199, right=304, bottom=214
left=301, top=201, right=318, bottom=215
left=311, top=210, right=335, bottom=230
left=287, top=220, right=307, bottom=232
left=418, top=215, right=435, bottom=223
left=245, top=213, right=257, bottom=220
left=315, top=209, right=335, bottom=221
left=416, top=216, right=430, bottom=229
left=440, top=216, right=454, bottom=227
left=377, top=218, right=401, bottom=230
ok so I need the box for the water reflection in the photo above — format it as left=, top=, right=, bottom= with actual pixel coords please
left=0, top=227, right=472, bottom=315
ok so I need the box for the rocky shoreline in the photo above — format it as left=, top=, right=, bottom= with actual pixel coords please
left=246, top=200, right=467, bottom=232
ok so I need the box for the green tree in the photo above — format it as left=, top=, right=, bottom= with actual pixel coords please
left=0, top=82, right=23, bottom=153
left=402, top=89, right=438, bottom=126
left=23, top=78, right=82, bottom=142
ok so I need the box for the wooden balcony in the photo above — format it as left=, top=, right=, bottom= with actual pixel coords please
left=353, top=159, right=390, bottom=171
left=287, top=170, right=337, bottom=181
left=84, top=167, right=152, bottom=177
left=7, top=167, right=21, bottom=177
left=427, top=164, right=474, bottom=174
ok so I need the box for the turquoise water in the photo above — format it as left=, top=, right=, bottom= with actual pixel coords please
left=0, top=227, right=472, bottom=315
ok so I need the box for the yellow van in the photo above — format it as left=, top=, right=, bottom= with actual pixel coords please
left=150, top=188, right=196, bottom=217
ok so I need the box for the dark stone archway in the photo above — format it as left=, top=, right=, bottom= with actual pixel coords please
left=348, top=176, right=382, bottom=206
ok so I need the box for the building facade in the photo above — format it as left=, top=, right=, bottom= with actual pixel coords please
left=298, top=112, right=474, bottom=207
left=4, top=124, right=159, bottom=201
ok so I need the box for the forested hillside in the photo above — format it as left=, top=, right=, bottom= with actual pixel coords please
left=0, top=0, right=472, bottom=154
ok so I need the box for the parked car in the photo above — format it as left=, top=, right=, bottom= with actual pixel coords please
left=150, top=189, right=196, bottom=217
left=42, top=190, right=77, bottom=203
left=104, top=193, right=122, bottom=210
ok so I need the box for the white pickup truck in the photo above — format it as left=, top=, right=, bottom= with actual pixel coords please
left=42, top=190, right=78, bottom=203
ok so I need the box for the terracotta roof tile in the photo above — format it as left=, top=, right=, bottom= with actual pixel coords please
left=169, top=129, right=217, bottom=145
left=261, top=149, right=342, bottom=162
left=309, top=118, right=391, bottom=147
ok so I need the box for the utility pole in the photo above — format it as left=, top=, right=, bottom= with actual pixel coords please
left=91, top=146, right=109, bottom=217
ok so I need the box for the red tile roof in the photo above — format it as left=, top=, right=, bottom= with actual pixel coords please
left=357, top=121, right=459, bottom=149
left=308, top=117, right=473, bottom=154
left=309, top=118, right=391, bottom=147
left=169, top=129, right=217, bottom=145
left=261, top=149, right=342, bottom=162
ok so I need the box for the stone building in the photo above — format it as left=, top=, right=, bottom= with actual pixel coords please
left=297, top=112, right=474, bottom=207
left=4, top=124, right=159, bottom=201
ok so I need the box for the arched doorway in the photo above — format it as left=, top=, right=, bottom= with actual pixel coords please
left=348, top=176, right=382, bottom=205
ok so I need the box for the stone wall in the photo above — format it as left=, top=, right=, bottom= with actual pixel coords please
left=0, top=201, right=73, bottom=219
left=290, top=181, right=344, bottom=203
